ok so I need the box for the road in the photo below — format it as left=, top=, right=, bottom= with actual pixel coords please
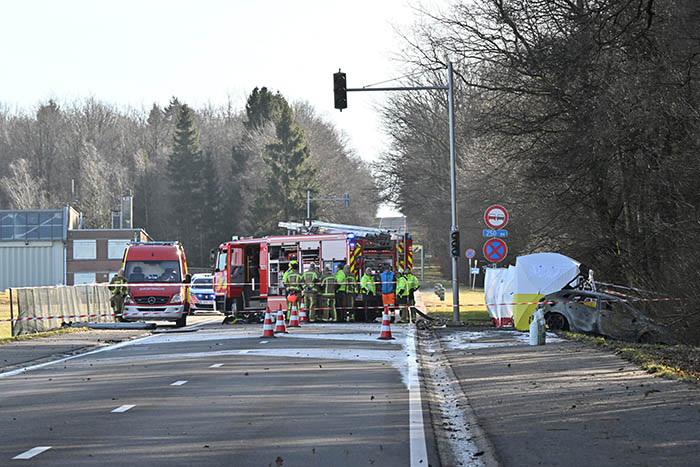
left=0, top=319, right=441, bottom=466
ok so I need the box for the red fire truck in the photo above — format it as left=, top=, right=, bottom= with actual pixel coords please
left=213, top=221, right=413, bottom=322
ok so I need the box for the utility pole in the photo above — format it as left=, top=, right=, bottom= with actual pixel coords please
left=334, top=62, right=461, bottom=324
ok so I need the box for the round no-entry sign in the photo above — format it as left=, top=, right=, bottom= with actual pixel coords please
left=484, top=205, right=509, bottom=229
left=465, top=248, right=475, bottom=259
left=483, top=238, right=508, bottom=262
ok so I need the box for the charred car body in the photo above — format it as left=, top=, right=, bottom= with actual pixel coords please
left=537, top=289, right=674, bottom=344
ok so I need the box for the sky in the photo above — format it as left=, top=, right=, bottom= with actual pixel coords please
left=0, top=1, right=449, bottom=218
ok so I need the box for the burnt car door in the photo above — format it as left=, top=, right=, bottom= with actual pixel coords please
left=598, top=299, right=638, bottom=341
left=563, top=292, right=599, bottom=333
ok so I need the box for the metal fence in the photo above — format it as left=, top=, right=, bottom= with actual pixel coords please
left=12, top=285, right=113, bottom=336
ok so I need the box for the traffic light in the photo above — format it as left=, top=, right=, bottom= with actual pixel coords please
left=333, top=71, right=347, bottom=110
left=450, top=230, right=460, bottom=257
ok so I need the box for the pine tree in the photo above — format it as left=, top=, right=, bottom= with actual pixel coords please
left=225, top=143, right=248, bottom=234
left=252, top=101, right=317, bottom=234
left=168, top=104, right=204, bottom=256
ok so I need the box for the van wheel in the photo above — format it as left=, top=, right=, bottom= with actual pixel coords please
left=175, top=314, right=187, bottom=328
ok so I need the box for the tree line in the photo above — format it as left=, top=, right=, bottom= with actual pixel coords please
left=0, top=88, right=380, bottom=267
left=377, top=0, right=700, bottom=342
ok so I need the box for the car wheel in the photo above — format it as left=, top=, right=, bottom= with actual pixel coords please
left=545, top=312, right=569, bottom=331
left=175, top=314, right=187, bottom=328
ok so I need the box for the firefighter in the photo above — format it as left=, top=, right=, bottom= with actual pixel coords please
left=335, top=263, right=347, bottom=321
left=109, top=268, right=129, bottom=322
left=283, top=260, right=301, bottom=319
left=344, top=264, right=358, bottom=321
left=360, top=267, right=377, bottom=322
left=405, top=268, right=420, bottom=322
left=380, top=264, right=396, bottom=319
left=303, top=263, right=320, bottom=322
left=319, top=265, right=337, bottom=322
left=396, top=269, right=409, bottom=322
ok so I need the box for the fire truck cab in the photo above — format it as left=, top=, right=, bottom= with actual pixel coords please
left=213, top=222, right=412, bottom=322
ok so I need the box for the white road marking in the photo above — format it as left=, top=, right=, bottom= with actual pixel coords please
left=259, top=340, right=268, bottom=344
left=0, top=337, right=151, bottom=380
left=170, top=380, right=188, bottom=386
left=12, top=446, right=51, bottom=460
left=407, top=328, right=429, bottom=467
left=0, top=318, right=223, bottom=380
left=209, top=363, right=223, bottom=368
left=111, top=404, right=135, bottom=413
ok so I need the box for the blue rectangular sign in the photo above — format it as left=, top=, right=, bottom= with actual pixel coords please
left=483, top=229, right=508, bottom=238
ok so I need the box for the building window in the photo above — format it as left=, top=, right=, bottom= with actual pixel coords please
left=73, top=239, right=96, bottom=259
left=108, top=239, right=130, bottom=260
left=0, top=210, right=64, bottom=241
left=73, top=272, right=96, bottom=285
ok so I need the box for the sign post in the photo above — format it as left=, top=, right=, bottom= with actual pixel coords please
left=465, top=248, right=475, bottom=290
left=483, top=205, right=509, bottom=264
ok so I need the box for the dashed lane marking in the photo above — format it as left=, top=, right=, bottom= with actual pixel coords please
left=111, top=405, right=135, bottom=413
left=13, top=446, right=51, bottom=459
left=170, top=380, right=188, bottom=386
left=259, top=340, right=269, bottom=344
left=209, top=363, right=223, bottom=368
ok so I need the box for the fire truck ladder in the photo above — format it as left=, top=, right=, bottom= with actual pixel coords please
left=278, top=221, right=400, bottom=239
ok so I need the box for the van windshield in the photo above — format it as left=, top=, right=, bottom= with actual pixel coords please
left=125, top=260, right=181, bottom=283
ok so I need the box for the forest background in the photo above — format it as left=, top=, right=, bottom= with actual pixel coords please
left=2, top=1, right=699, bottom=342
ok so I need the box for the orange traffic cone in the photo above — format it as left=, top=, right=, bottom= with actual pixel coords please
left=288, top=301, right=300, bottom=327
left=299, top=300, right=308, bottom=323
left=274, top=308, right=288, bottom=334
left=260, top=308, right=276, bottom=338
left=378, top=305, right=395, bottom=340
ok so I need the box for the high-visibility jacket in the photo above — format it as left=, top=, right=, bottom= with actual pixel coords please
left=396, top=275, right=409, bottom=298
left=303, top=269, right=319, bottom=292
left=109, top=274, right=128, bottom=296
left=319, top=273, right=336, bottom=297
left=284, top=271, right=302, bottom=292
left=335, top=268, right=346, bottom=292
left=360, top=273, right=376, bottom=295
left=345, top=273, right=357, bottom=294
left=406, top=273, right=419, bottom=292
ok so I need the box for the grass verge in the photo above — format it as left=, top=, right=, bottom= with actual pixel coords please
left=418, top=288, right=493, bottom=325
left=563, top=332, right=700, bottom=385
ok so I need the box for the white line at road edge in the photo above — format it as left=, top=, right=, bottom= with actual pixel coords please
left=0, top=318, right=222, bottom=380
left=111, top=405, right=135, bottom=413
left=12, top=446, right=51, bottom=460
left=407, top=327, right=429, bottom=467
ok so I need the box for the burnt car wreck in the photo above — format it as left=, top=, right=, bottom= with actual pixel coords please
left=537, top=290, right=675, bottom=345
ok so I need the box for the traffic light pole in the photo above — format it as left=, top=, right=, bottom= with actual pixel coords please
left=447, top=61, right=459, bottom=325
left=340, top=62, right=460, bottom=324
left=306, top=189, right=350, bottom=221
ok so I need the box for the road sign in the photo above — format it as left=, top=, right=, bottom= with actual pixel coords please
left=465, top=248, right=475, bottom=259
left=483, top=238, right=508, bottom=263
left=470, top=267, right=480, bottom=274
left=484, top=205, right=509, bottom=229
left=482, top=229, right=508, bottom=238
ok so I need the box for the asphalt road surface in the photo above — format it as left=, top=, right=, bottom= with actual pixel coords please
left=0, top=320, right=439, bottom=466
